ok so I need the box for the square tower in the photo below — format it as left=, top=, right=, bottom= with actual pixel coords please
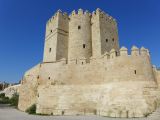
left=91, top=9, right=119, bottom=58
left=43, top=10, right=69, bottom=62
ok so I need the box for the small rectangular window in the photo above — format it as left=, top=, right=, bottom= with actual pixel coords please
left=134, top=70, right=137, bottom=74
left=49, top=48, right=51, bottom=52
left=116, top=51, right=118, bottom=56
left=83, top=44, right=86, bottom=48
left=78, top=26, right=81, bottom=30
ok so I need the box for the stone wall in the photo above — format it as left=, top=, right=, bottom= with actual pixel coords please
left=156, top=70, right=160, bottom=86
left=37, top=82, right=158, bottom=117
left=18, top=45, right=160, bottom=118
left=39, top=46, right=155, bottom=85
left=18, top=64, right=40, bottom=111
left=4, top=84, right=21, bottom=98
left=18, top=46, right=159, bottom=117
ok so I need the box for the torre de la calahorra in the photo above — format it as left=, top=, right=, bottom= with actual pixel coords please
left=18, top=8, right=160, bottom=118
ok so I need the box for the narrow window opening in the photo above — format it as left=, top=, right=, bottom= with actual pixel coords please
left=78, top=26, right=81, bottom=30
left=83, top=44, right=86, bottom=48
left=106, top=39, right=108, bottom=43
left=37, top=75, right=39, bottom=79
left=62, top=111, right=65, bottom=115
left=115, top=51, right=118, bottom=56
left=82, top=62, right=83, bottom=65
left=48, top=77, right=51, bottom=80
left=51, top=30, right=53, bottom=33
left=49, top=48, right=52, bottom=52
left=112, top=38, right=115, bottom=42
left=134, top=70, right=137, bottom=74
left=94, top=109, right=97, bottom=115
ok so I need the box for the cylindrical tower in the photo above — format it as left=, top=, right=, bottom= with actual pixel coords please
left=68, top=9, right=92, bottom=61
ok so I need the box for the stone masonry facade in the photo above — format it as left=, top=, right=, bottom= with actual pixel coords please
left=18, top=8, right=160, bottom=118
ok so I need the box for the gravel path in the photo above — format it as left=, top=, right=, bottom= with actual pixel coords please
left=0, top=104, right=159, bottom=120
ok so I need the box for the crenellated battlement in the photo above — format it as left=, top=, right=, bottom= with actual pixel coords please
left=46, top=9, right=69, bottom=26
left=91, top=8, right=117, bottom=24
left=65, top=46, right=150, bottom=65
left=112, top=46, right=150, bottom=58
left=69, top=9, right=91, bottom=19
left=46, top=8, right=117, bottom=35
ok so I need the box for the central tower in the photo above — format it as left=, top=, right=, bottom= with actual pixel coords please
left=43, top=9, right=119, bottom=63
left=68, top=9, right=92, bottom=61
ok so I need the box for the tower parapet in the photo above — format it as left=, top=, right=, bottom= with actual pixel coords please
left=120, top=46, right=128, bottom=56
left=110, top=48, right=117, bottom=58
left=131, top=46, right=139, bottom=56
left=107, top=46, right=150, bottom=59
left=140, top=47, right=149, bottom=56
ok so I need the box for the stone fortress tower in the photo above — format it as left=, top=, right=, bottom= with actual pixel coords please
left=43, top=8, right=119, bottom=63
left=18, top=8, right=160, bottom=118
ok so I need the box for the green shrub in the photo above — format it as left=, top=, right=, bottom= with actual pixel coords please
left=0, top=96, right=10, bottom=104
left=0, top=93, right=19, bottom=106
left=25, top=104, right=36, bottom=114
left=9, top=93, right=19, bottom=107
left=0, top=93, right=5, bottom=98
left=0, top=93, right=10, bottom=104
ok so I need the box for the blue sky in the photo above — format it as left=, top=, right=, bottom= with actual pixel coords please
left=0, top=0, right=160, bottom=83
